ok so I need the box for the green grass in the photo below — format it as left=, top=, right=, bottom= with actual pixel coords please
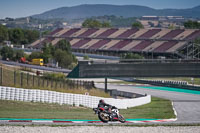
left=0, top=97, right=175, bottom=120
left=121, top=97, right=175, bottom=119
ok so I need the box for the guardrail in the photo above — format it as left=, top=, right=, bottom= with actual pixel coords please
left=133, top=79, right=200, bottom=91
left=0, top=86, right=151, bottom=109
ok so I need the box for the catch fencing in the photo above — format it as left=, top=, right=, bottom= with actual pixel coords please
left=0, top=66, right=94, bottom=90
left=0, top=86, right=151, bottom=109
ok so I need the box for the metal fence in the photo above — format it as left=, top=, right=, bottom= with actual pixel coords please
left=0, top=67, right=94, bottom=90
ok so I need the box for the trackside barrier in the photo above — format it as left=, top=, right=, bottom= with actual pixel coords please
left=0, top=86, right=151, bottom=109
left=134, top=79, right=200, bottom=91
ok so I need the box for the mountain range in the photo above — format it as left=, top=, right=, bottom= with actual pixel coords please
left=32, top=4, right=200, bottom=20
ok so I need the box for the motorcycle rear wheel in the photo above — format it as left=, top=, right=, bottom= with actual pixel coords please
left=98, top=112, right=110, bottom=123
left=118, top=114, right=126, bottom=123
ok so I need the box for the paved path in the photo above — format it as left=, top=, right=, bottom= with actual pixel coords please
left=0, top=60, right=71, bottom=73
left=95, top=83, right=200, bottom=123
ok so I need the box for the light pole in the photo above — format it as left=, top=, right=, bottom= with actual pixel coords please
left=39, top=24, right=42, bottom=47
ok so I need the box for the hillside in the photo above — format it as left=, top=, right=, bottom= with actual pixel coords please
left=32, top=4, right=200, bottom=20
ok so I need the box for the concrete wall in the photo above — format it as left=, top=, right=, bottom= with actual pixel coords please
left=0, top=86, right=151, bottom=109
left=77, top=61, right=200, bottom=78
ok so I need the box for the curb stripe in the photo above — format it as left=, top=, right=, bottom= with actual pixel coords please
left=0, top=118, right=177, bottom=124
left=53, top=121, right=73, bottom=123
left=9, top=120, right=32, bottom=122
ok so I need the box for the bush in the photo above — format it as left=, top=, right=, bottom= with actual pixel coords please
left=132, top=21, right=144, bottom=29
left=42, top=72, right=66, bottom=81
left=83, top=55, right=89, bottom=60
left=121, top=53, right=144, bottom=59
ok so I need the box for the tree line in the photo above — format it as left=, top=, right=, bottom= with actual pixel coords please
left=0, top=24, right=39, bottom=45
left=0, top=40, right=77, bottom=69
left=184, top=20, right=200, bottom=29
left=82, top=19, right=144, bottom=29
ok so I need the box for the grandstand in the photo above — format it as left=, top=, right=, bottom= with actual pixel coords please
left=31, top=28, right=200, bottom=59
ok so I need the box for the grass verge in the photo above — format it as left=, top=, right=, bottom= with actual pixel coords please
left=0, top=97, right=175, bottom=120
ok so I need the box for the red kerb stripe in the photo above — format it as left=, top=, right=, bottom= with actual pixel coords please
left=9, top=120, right=32, bottom=122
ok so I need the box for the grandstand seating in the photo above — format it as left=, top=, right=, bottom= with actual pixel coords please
left=80, top=39, right=100, bottom=49
left=150, top=29, right=171, bottom=39
left=78, top=29, right=99, bottom=37
left=61, top=28, right=81, bottom=37
left=52, top=38, right=62, bottom=45
left=70, top=39, right=81, bottom=46
left=121, top=41, right=142, bottom=51
left=153, top=41, right=178, bottom=52
left=184, top=30, right=200, bottom=40
left=100, top=40, right=120, bottom=50
left=161, top=29, right=184, bottom=40
left=89, top=39, right=111, bottom=50
left=71, top=39, right=91, bottom=48
left=109, top=40, right=132, bottom=50
left=138, top=29, right=161, bottom=39
left=130, top=29, right=149, bottom=38
left=117, top=28, right=139, bottom=38
left=131, top=40, right=154, bottom=51
left=46, top=37, right=55, bottom=43
left=31, top=28, right=200, bottom=55
left=143, top=41, right=165, bottom=51
left=174, top=30, right=195, bottom=40
left=166, top=42, right=186, bottom=52
left=97, top=29, right=118, bottom=38
left=49, top=28, right=63, bottom=35
left=108, top=29, right=127, bottom=38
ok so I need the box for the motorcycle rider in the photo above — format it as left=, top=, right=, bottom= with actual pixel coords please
left=98, top=99, right=117, bottom=119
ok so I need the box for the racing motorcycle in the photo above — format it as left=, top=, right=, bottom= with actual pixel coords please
left=93, top=106, right=126, bottom=123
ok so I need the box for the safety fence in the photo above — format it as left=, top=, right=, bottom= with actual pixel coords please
left=0, top=86, right=151, bottom=109
left=139, top=79, right=188, bottom=85
left=133, top=79, right=200, bottom=91
left=0, top=66, right=94, bottom=90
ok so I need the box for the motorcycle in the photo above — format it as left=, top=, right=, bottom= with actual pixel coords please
left=93, top=106, right=126, bottom=123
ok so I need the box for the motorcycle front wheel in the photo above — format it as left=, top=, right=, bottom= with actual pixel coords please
left=118, top=114, right=126, bottom=123
left=98, top=112, right=110, bottom=123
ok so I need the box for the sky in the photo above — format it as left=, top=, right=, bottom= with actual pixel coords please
left=0, top=0, right=200, bottom=19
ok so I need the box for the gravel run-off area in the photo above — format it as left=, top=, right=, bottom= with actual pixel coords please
left=1, top=126, right=200, bottom=133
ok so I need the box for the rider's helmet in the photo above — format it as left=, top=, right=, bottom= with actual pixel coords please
left=99, top=99, right=105, bottom=104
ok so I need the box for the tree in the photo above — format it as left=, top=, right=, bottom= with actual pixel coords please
left=83, top=55, right=89, bottom=60
left=54, top=49, right=73, bottom=68
left=54, top=40, right=77, bottom=68
left=132, top=21, right=144, bottom=29
left=82, top=19, right=102, bottom=28
left=41, top=43, right=53, bottom=64
left=168, top=24, right=175, bottom=30
left=82, top=19, right=111, bottom=28
left=101, top=21, right=111, bottom=28
left=14, top=50, right=24, bottom=61
left=0, top=25, right=8, bottom=43
left=56, top=39, right=71, bottom=53
left=184, top=20, right=200, bottom=29
left=28, top=51, right=42, bottom=61
left=121, top=53, right=144, bottom=59
left=0, top=46, right=14, bottom=60
left=8, top=28, right=25, bottom=45
left=23, top=29, right=39, bottom=44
